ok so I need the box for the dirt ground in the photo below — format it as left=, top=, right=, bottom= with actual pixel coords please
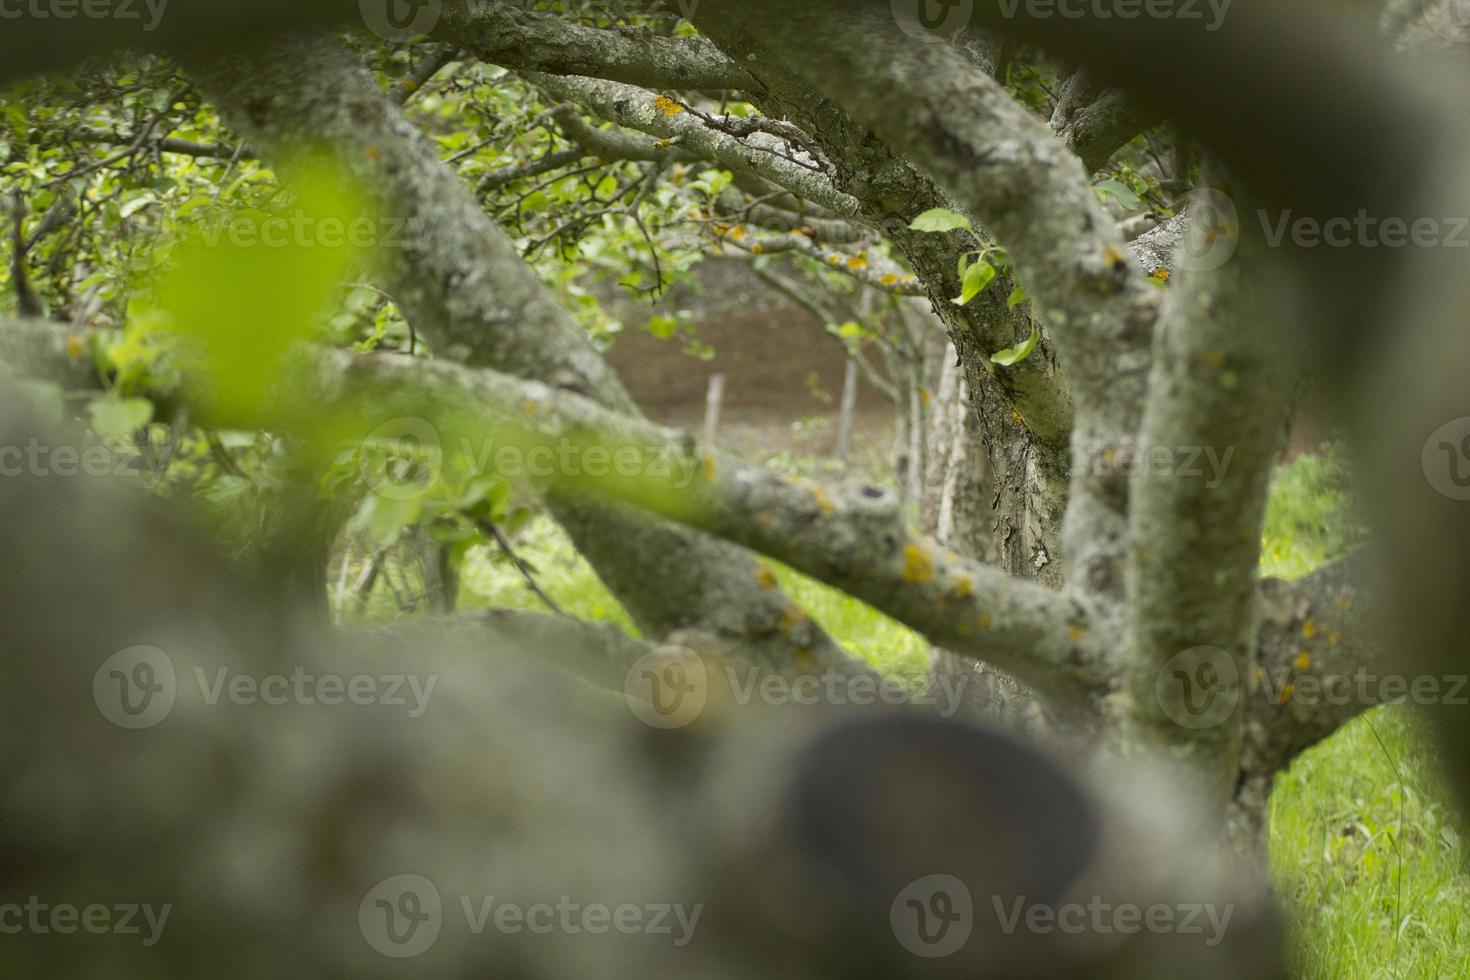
left=602, top=261, right=897, bottom=469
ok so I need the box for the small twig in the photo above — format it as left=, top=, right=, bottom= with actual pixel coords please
left=477, top=518, right=566, bottom=617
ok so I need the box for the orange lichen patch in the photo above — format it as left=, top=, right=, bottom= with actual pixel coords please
left=956, top=623, right=973, bottom=637
left=1328, top=631, right=1341, bottom=647
left=1151, top=267, right=1170, bottom=282
left=1205, top=350, right=1227, bottom=368
left=811, top=484, right=836, bottom=516
left=920, top=389, right=931, bottom=408
left=794, top=649, right=815, bottom=670
left=1302, top=618, right=1319, bottom=640
left=751, top=243, right=764, bottom=255
left=653, top=95, right=686, bottom=117
left=65, top=333, right=86, bottom=360
left=778, top=607, right=809, bottom=632
left=977, top=612, right=993, bottom=631
left=755, top=562, right=778, bottom=590
left=1277, top=683, right=1295, bottom=704
left=902, top=543, right=935, bottom=584
left=952, top=574, right=974, bottom=599
left=401, top=80, right=418, bottom=93
left=702, top=454, right=718, bottom=482
left=826, top=254, right=842, bottom=266
left=1252, top=666, right=1265, bottom=685
left=1067, top=626, right=1085, bottom=644
left=1103, top=244, right=1126, bottom=267
left=847, top=253, right=868, bottom=270
left=730, top=225, right=747, bottom=240
left=880, top=274, right=900, bottom=286
left=365, top=145, right=381, bottom=161
left=1294, top=652, right=1312, bottom=672
left=1337, top=595, right=1355, bottom=611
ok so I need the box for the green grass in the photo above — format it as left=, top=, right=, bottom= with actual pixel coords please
left=1261, top=446, right=1469, bottom=977
left=391, top=445, right=1470, bottom=978
left=1271, top=706, right=1470, bottom=978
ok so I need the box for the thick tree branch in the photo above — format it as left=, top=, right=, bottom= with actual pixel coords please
left=303, top=347, right=1100, bottom=702
left=189, top=34, right=862, bottom=676
left=693, top=1, right=1160, bottom=617
left=433, top=2, right=755, bottom=91
left=1124, top=219, right=1293, bottom=801
left=1050, top=68, right=1159, bottom=176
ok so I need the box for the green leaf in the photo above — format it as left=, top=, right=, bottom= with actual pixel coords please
left=1095, top=179, right=1142, bottom=212
left=1007, top=286, right=1030, bottom=309
left=87, top=397, right=154, bottom=440
left=908, top=208, right=972, bottom=233
left=953, top=259, right=996, bottom=305
left=148, top=161, right=368, bottom=423
left=350, top=494, right=422, bottom=548
left=991, top=326, right=1040, bottom=367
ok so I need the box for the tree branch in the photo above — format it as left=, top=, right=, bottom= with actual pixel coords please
left=433, top=2, right=755, bottom=91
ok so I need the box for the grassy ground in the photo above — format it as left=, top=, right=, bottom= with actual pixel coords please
left=359, top=445, right=1468, bottom=978
left=1260, top=447, right=1470, bottom=978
